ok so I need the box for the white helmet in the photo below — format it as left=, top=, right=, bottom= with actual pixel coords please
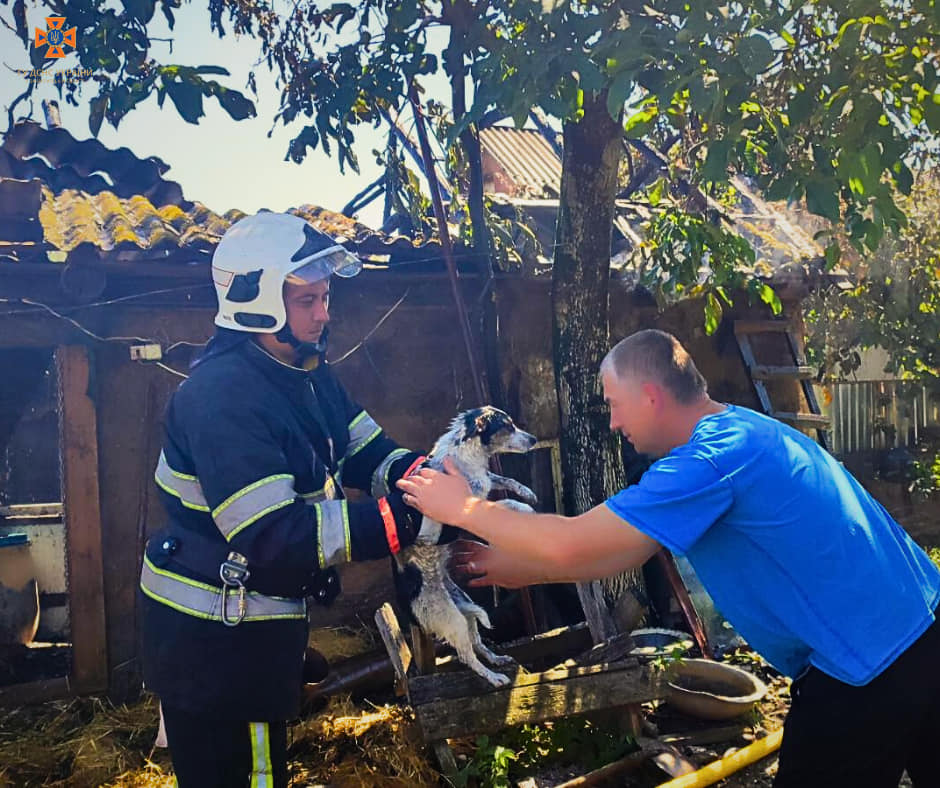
left=211, top=211, right=362, bottom=334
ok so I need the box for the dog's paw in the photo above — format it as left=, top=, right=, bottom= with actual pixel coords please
left=495, top=499, right=535, bottom=514
left=486, top=653, right=516, bottom=668
left=516, top=486, right=539, bottom=506
left=484, top=670, right=512, bottom=688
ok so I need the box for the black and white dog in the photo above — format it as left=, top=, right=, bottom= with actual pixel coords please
left=394, top=406, right=538, bottom=687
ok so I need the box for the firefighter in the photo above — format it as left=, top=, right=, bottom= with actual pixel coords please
left=140, top=212, right=429, bottom=787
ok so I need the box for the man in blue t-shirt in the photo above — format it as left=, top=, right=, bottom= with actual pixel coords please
left=398, top=329, right=940, bottom=787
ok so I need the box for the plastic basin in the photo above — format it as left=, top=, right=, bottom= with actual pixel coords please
left=666, top=658, right=768, bottom=720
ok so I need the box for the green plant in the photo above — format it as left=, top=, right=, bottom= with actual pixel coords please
left=928, top=547, right=940, bottom=569
left=649, top=645, right=688, bottom=675
left=909, top=453, right=940, bottom=498
left=452, top=735, right=517, bottom=788
left=453, top=718, right=638, bottom=787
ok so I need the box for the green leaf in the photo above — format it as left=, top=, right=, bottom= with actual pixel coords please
left=88, top=94, right=108, bottom=137
left=788, top=89, right=813, bottom=126
left=13, top=0, right=28, bottom=46
left=648, top=177, right=665, bottom=207
left=765, top=174, right=797, bottom=203
left=624, top=103, right=657, bottom=133
left=286, top=125, right=320, bottom=164
left=824, top=241, right=841, bottom=270
left=702, top=139, right=731, bottom=182
left=704, top=292, right=722, bottom=335
left=165, top=78, right=205, bottom=124
left=216, top=87, right=256, bottom=120
left=122, top=0, right=156, bottom=23
left=738, top=34, right=775, bottom=77
left=759, top=283, right=783, bottom=314
left=805, top=179, right=841, bottom=222
left=194, top=65, right=231, bottom=76
left=606, top=70, right=634, bottom=121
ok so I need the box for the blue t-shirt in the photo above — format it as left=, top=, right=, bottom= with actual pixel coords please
left=605, top=405, right=940, bottom=685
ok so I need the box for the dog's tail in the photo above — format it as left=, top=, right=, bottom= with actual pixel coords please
left=468, top=605, right=493, bottom=630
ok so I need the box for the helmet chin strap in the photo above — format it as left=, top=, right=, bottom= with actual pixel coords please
left=275, top=324, right=329, bottom=361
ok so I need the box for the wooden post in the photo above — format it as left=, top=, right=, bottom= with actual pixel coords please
left=576, top=581, right=618, bottom=644
left=56, top=344, right=108, bottom=693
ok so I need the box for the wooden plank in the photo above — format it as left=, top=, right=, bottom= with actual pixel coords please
left=0, top=676, right=71, bottom=707
left=410, top=658, right=658, bottom=706
left=0, top=503, right=64, bottom=519
left=433, top=623, right=594, bottom=673
left=771, top=412, right=830, bottom=428
left=374, top=603, right=413, bottom=685
left=750, top=365, right=814, bottom=380
left=733, top=320, right=791, bottom=334
left=413, top=663, right=662, bottom=741
left=735, top=335, right=774, bottom=415
left=56, top=345, right=108, bottom=694
left=642, top=739, right=698, bottom=778
left=784, top=330, right=833, bottom=452
left=576, top=580, right=618, bottom=643
left=410, top=624, right=436, bottom=674
left=561, top=632, right=637, bottom=669
left=573, top=632, right=637, bottom=666
left=549, top=746, right=651, bottom=787
left=432, top=741, right=459, bottom=779
left=661, top=724, right=749, bottom=747
left=499, top=622, right=593, bottom=665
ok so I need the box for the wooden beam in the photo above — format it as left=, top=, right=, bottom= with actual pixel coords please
left=576, top=580, right=618, bottom=643
left=733, top=320, right=792, bottom=334
left=750, top=365, right=815, bottom=380
left=56, top=345, right=108, bottom=693
left=0, top=676, right=72, bottom=707
left=548, top=747, right=650, bottom=787
left=374, top=603, right=413, bottom=686
left=411, top=661, right=662, bottom=741
left=771, top=412, right=830, bottom=428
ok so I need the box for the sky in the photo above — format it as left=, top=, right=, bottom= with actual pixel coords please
left=0, top=2, right=451, bottom=228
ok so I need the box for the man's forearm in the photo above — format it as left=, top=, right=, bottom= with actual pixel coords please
left=459, top=497, right=570, bottom=563
left=458, top=497, right=657, bottom=579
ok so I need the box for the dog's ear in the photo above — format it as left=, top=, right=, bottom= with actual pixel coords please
left=461, top=408, right=487, bottom=442
left=462, top=408, right=513, bottom=445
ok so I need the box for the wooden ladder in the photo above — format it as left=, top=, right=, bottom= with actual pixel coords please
left=734, top=319, right=831, bottom=452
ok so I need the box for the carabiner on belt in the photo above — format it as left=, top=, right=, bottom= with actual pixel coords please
left=219, top=551, right=250, bottom=627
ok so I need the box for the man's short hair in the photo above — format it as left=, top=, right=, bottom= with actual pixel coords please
left=601, top=329, right=707, bottom=403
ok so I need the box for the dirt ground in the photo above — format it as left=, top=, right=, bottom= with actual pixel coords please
left=0, top=655, right=788, bottom=788
left=2, top=496, right=935, bottom=787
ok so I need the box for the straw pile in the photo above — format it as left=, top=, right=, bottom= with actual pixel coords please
left=0, top=695, right=172, bottom=788
left=0, top=692, right=439, bottom=787
left=288, top=694, right=439, bottom=787
left=308, top=625, right=376, bottom=662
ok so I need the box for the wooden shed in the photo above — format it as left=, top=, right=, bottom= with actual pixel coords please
left=0, top=119, right=828, bottom=704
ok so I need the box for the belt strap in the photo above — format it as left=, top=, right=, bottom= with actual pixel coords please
left=140, top=557, right=306, bottom=623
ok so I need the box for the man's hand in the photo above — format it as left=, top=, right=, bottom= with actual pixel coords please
left=396, top=458, right=476, bottom=526
left=450, top=539, right=546, bottom=589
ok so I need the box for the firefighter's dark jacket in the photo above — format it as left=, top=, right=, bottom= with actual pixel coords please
left=140, top=339, right=421, bottom=720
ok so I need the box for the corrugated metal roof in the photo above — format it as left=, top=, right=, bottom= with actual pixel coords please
left=37, top=184, right=235, bottom=259
left=1, top=120, right=187, bottom=208
left=0, top=176, right=443, bottom=267
left=479, top=126, right=562, bottom=198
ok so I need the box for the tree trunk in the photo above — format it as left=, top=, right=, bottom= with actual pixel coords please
left=552, top=91, right=644, bottom=639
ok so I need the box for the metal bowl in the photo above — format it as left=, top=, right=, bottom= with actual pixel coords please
left=629, top=628, right=695, bottom=660
left=666, top=658, right=768, bottom=720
